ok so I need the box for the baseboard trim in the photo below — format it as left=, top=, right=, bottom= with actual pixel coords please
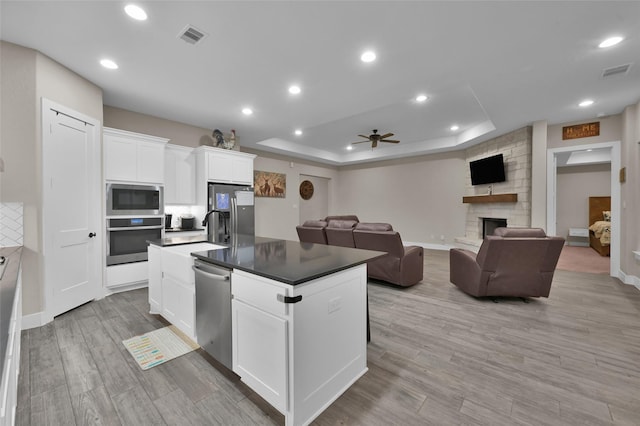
left=103, top=280, right=148, bottom=296
left=403, top=241, right=453, bottom=251
left=21, top=311, right=47, bottom=330
left=618, top=270, right=640, bottom=290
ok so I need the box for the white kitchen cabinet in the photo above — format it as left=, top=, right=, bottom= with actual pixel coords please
left=165, top=144, right=195, bottom=205
left=161, top=275, right=195, bottom=338
left=195, top=146, right=256, bottom=206
left=147, top=245, right=162, bottom=314
left=231, top=265, right=368, bottom=426
left=105, top=261, right=149, bottom=293
left=1, top=266, right=21, bottom=426
left=104, top=127, right=169, bottom=184
left=147, top=242, right=224, bottom=341
left=232, top=275, right=288, bottom=411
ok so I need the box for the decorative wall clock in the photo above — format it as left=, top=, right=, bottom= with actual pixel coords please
left=299, top=180, right=314, bottom=200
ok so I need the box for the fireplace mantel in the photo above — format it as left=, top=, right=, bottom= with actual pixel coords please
left=462, top=193, right=518, bottom=204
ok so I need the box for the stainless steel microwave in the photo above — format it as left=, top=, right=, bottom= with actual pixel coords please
left=106, top=183, right=164, bottom=216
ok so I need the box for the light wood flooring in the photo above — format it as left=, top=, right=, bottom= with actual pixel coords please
left=16, top=250, right=640, bottom=425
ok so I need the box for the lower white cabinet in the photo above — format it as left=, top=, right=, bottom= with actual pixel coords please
left=147, top=242, right=224, bottom=342
left=1, top=267, right=22, bottom=426
left=105, top=262, right=148, bottom=292
left=147, top=245, right=162, bottom=313
left=231, top=265, right=368, bottom=426
left=161, top=275, right=195, bottom=338
left=232, top=298, right=288, bottom=412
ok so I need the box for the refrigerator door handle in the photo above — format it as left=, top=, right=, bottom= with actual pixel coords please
left=231, top=197, right=237, bottom=234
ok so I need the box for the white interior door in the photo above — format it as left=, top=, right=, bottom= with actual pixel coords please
left=43, top=100, right=101, bottom=318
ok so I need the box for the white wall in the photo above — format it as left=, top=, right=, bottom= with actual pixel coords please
left=250, top=154, right=339, bottom=241
left=336, top=151, right=466, bottom=245
left=0, top=41, right=103, bottom=315
left=299, top=174, right=329, bottom=224
left=556, top=163, right=611, bottom=240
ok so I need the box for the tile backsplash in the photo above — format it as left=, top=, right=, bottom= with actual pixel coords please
left=0, top=202, right=24, bottom=247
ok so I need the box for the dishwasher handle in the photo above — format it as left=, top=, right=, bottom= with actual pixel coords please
left=192, top=264, right=230, bottom=281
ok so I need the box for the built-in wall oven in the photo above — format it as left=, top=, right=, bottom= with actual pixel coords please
left=106, top=183, right=164, bottom=216
left=106, top=217, right=163, bottom=266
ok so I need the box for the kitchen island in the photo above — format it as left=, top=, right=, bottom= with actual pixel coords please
left=148, top=236, right=383, bottom=426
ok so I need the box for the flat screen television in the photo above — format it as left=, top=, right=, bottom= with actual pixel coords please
left=470, top=154, right=506, bottom=185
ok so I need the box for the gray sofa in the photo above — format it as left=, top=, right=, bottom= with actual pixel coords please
left=296, top=218, right=424, bottom=287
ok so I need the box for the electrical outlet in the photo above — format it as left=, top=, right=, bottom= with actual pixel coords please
left=328, top=297, right=341, bottom=314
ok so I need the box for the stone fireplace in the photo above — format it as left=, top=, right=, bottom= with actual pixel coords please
left=459, top=127, right=532, bottom=244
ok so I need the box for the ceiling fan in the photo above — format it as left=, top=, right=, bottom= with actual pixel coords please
left=352, top=129, right=400, bottom=148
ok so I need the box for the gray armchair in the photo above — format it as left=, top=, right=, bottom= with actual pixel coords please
left=449, top=227, right=564, bottom=298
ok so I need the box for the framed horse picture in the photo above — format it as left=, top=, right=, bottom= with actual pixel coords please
left=254, top=170, right=286, bottom=198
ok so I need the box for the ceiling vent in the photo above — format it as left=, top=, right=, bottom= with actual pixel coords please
left=178, top=25, right=207, bottom=45
left=601, top=63, right=632, bottom=78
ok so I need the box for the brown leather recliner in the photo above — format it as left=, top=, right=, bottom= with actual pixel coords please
left=296, top=220, right=328, bottom=244
left=449, top=227, right=565, bottom=298
left=325, top=220, right=358, bottom=247
left=353, top=223, right=424, bottom=287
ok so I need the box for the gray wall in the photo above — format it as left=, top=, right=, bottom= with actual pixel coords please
left=299, top=174, right=329, bottom=224
left=104, top=105, right=219, bottom=148
left=0, top=41, right=103, bottom=315
left=556, top=164, right=611, bottom=241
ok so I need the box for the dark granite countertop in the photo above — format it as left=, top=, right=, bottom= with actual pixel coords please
left=191, top=236, right=384, bottom=285
left=148, top=235, right=211, bottom=247
left=1, top=246, right=23, bottom=374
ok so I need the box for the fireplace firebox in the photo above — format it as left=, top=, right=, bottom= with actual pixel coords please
left=482, top=218, right=507, bottom=238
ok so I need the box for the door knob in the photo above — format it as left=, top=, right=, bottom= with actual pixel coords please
left=88, top=232, right=96, bottom=238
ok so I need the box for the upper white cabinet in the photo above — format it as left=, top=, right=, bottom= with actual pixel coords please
left=196, top=146, right=255, bottom=184
left=165, top=144, right=195, bottom=205
left=104, top=127, right=169, bottom=184
left=195, top=146, right=256, bottom=205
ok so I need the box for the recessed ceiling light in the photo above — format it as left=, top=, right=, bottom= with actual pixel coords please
left=288, top=85, right=301, bottom=95
left=599, top=36, right=623, bottom=48
left=450, top=125, right=459, bottom=131
left=360, top=50, right=376, bottom=63
left=100, top=59, right=118, bottom=69
left=294, top=129, right=302, bottom=136
left=579, top=99, right=594, bottom=107
left=346, top=146, right=353, bottom=151
left=586, top=149, right=593, bottom=152
left=416, top=94, right=428, bottom=102
left=242, top=107, right=253, bottom=115
left=124, top=4, right=147, bottom=21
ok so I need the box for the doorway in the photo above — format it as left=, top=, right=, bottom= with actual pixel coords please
left=42, top=99, right=101, bottom=320
left=546, top=141, right=620, bottom=276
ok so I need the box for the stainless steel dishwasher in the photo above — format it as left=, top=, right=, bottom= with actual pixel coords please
left=193, top=259, right=232, bottom=370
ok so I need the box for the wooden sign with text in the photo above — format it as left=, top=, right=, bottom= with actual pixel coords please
left=562, top=122, right=600, bottom=140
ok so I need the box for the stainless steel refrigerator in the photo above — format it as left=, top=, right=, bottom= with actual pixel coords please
left=204, top=183, right=255, bottom=243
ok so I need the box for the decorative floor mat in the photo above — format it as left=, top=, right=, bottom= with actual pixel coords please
left=122, top=325, right=199, bottom=370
